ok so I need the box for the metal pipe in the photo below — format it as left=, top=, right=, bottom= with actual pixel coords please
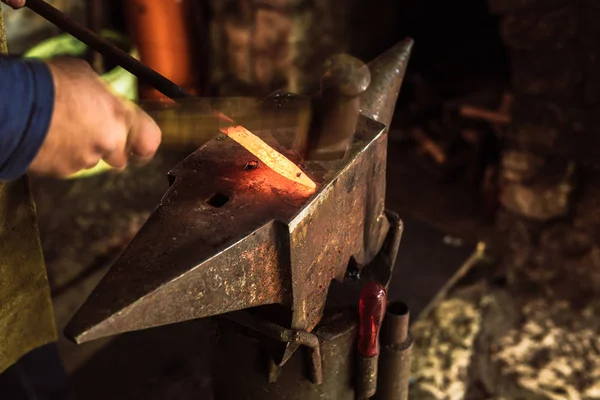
left=381, top=302, right=409, bottom=345
left=374, top=302, right=412, bottom=400
left=25, top=0, right=193, bottom=101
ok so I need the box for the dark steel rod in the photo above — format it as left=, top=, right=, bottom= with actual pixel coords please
left=25, top=0, right=193, bottom=102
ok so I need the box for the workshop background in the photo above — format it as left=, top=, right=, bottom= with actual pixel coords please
left=3, top=0, right=600, bottom=399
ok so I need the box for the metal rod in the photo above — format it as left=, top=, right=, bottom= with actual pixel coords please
left=418, top=242, right=486, bottom=321
left=25, top=0, right=193, bottom=102
left=374, top=301, right=412, bottom=400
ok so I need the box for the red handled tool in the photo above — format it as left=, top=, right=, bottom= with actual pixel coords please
left=357, top=281, right=387, bottom=398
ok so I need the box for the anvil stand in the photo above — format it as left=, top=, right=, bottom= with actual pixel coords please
left=211, top=211, right=413, bottom=400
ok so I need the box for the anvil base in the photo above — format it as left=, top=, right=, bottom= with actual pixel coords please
left=213, top=314, right=356, bottom=400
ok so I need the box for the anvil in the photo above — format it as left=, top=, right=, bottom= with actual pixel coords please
left=65, top=38, right=414, bottom=344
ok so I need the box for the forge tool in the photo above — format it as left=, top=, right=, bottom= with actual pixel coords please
left=357, top=282, right=387, bottom=399
left=25, top=0, right=417, bottom=398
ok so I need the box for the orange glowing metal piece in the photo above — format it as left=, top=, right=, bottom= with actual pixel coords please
left=215, top=113, right=317, bottom=190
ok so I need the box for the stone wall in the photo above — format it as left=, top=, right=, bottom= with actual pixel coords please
left=490, top=0, right=600, bottom=298
left=207, top=0, right=352, bottom=96
left=491, top=0, right=600, bottom=217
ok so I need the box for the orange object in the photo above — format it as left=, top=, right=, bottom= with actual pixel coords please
left=217, top=113, right=316, bottom=190
left=125, top=0, right=199, bottom=100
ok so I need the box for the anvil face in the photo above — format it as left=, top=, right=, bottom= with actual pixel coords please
left=65, top=115, right=387, bottom=344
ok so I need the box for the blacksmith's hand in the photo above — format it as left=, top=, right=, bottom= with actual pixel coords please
left=28, top=58, right=162, bottom=177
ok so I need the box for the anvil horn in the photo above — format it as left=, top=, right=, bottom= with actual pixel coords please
left=360, top=37, right=414, bottom=129
left=359, top=37, right=413, bottom=263
left=64, top=39, right=414, bottom=344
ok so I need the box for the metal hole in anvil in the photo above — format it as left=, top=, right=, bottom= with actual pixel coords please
left=206, top=192, right=230, bottom=208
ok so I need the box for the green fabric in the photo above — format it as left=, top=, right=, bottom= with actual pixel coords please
left=0, top=7, right=57, bottom=374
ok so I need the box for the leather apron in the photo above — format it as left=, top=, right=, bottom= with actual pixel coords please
left=0, top=9, right=57, bottom=374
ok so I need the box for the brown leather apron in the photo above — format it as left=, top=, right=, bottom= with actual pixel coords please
left=0, top=9, right=57, bottom=374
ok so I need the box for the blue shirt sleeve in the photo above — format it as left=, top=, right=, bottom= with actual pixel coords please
left=0, top=56, right=55, bottom=181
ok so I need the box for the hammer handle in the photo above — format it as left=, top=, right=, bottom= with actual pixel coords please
left=25, top=0, right=193, bottom=102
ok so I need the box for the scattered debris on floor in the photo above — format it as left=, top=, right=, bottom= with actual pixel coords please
left=489, top=298, right=600, bottom=400
left=411, top=295, right=484, bottom=400
left=409, top=282, right=600, bottom=400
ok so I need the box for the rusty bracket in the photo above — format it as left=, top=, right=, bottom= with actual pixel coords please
left=224, top=311, right=324, bottom=385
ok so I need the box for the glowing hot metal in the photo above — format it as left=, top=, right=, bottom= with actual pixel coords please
left=216, top=112, right=316, bottom=190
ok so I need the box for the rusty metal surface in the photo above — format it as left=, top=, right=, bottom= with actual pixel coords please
left=359, top=38, right=414, bottom=265
left=209, top=219, right=405, bottom=400
left=326, top=210, right=403, bottom=313
left=227, top=211, right=404, bottom=376
left=212, top=213, right=405, bottom=400
left=224, top=310, right=323, bottom=385
left=359, top=38, right=414, bottom=129
left=65, top=38, right=414, bottom=344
